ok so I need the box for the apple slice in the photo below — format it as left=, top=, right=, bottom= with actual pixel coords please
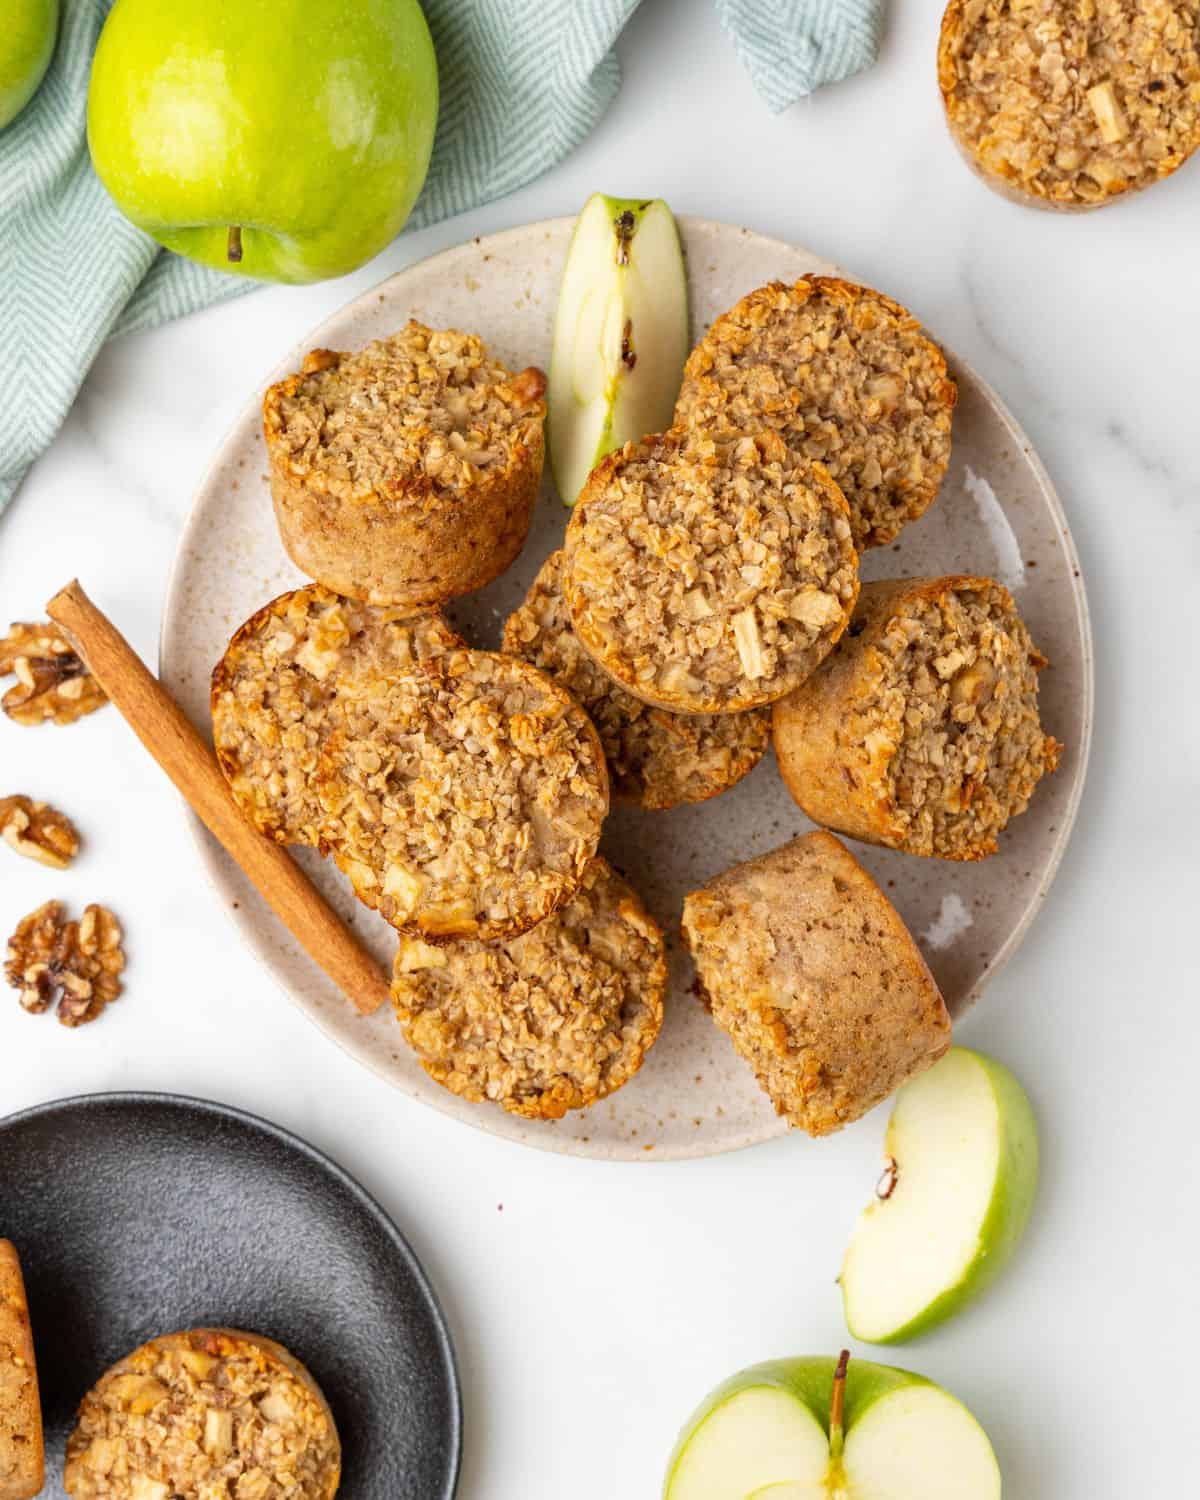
left=665, top=1352, right=1000, bottom=1500
left=841, top=1046, right=1039, bottom=1345
left=547, top=193, right=689, bottom=506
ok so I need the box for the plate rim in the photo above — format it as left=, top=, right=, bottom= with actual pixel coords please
left=159, top=213, right=1095, bottom=1163
left=0, top=1089, right=464, bottom=1500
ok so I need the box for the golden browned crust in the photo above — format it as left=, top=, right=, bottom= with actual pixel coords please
left=263, top=325, right=547, bottom=607
left=675, top=277, right=956, bottom=549
left=563, top=431, right=858, bottom=715
left=681, top=832, right=952, bottom=1136
left=64, top=1328, right=339, bottom=1500
left=938, top=0, right=1200, bottom=212
left=502, top=551, right=770, bottom=809
left=391, top=857, right=666, bottom=1119
left=0, top=1242, right=43, bottom=1500
left=211, top=585, right=461, bottom=846
left=315, top=649, right=609, bottom=942
left=772, top=576, right=1062, bottom=860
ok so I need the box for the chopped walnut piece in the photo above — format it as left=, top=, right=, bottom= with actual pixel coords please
left=0, top=795, right=81, bottom=868
left=0, top=622, right=107, bottom=727
left=3, top=900, right=65, bottom=1013
left=4, top=900, right=125, bottom=1026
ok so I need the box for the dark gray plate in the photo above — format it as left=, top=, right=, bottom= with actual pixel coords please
left=0, top=1093, right=461, bottom=1499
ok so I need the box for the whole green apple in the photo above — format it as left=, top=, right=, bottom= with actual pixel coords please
left=665, top=1352, right=1001, bottom=1499
left=0, top=0, right=59, bottom=130
left=87, top=0, right=438, bottom=284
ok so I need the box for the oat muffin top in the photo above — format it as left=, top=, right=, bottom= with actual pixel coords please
left=392, top=857, right=666, bottom=1119
left=263, top=322, right=547, bottom=506
left=503, top=550, right=771, bottom=809
left=64, top=1328, right=340, bottom=1500
left=564, top=431, right=859, bottom=714
left=939, top=0, right=1200, bottom=208
left=317, top=649, right=609, bottom=941
left=676, top=277, right=956, bottom=550
left=211, top=585, right=461, bottom=846
left=872, top=578, right=1061, bottom=858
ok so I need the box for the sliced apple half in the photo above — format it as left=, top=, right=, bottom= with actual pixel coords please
left=547, top=192, right=689, bottom=506
left=841, top=1046, right=1039, bottom=1345
left=664, top=1353, right=1000, bottom=1500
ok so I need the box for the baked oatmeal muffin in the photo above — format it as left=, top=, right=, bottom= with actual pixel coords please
left=392, top=857, right=666, bottom=1119
left=212, top=585, right=461, bottom=846
left=0, top=1242, right=43, bottom=1500
left=681, top=832, right=952, bottom=1136
left=938, top=0, right=1200, bottom=210
left=503, top=551, right=771, bottom=809
left=675, top=278, right=956, bottom=550
left=773, top=577, right=1062, bottom=860
left=64, top=1328, right=339, bottom=1500
left=316, top=648, right=609, bottom=941
left=264, top=324, right=547, bottom=607
left=563, top=432, right=858, bottom=715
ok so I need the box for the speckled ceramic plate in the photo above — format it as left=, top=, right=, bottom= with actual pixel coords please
left=161, top=217, right=1093, bottom=1162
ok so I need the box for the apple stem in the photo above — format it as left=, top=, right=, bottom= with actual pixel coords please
left=829, top=1349, right=850, bottom=1461
left=227, top=226, right=243, bottom=264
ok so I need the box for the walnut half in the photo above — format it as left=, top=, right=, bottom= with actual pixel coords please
left=4, top=900, right=125, bottom=1027
left=0, top=795, right=81, bottom=868
left=0, top=622, right=107, bottom=727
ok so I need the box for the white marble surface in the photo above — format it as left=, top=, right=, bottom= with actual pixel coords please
left=1, top=4, right=1196, bottom=1496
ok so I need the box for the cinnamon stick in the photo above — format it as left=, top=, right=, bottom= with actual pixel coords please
left=46, top=580, right=390, bottom=1017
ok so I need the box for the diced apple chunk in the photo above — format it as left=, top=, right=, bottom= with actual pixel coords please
left=420, top=902, right=478, bottom=937
left=110, top=1374, right=169, bottom=1415
left=396, top=937, right=447, bottom=973
left=658, top=663, right=703, bottom=697
left=1087, top=80, right=1127, bottom=143
left=1086, top=156, right=1127, bottom=191
left=180, top=1348, right=218, bottom=1379
left=295, top=638, right=340, bottom=681
left=258, top=1385, right=295, bottom=1425
left=789, top=590, right=843, bottom=630
left=204, top=1407, right=234, bottom=1460
left=130, top=1477, right=169, bottom=1500
left=732, top=608, right=766, bottom=679
left=83, top=1437, right=120, bottom=1475
left=383, top=864, right=425, bottom=912
left=681, top=588, right=713, bottom=620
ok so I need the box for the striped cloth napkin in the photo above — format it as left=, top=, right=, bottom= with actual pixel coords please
left=0, top=0, right=884, bottom=511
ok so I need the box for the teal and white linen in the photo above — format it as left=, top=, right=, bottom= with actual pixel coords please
left=715, top=0, right=884, bottom=111
left=0, top=0, right=885, bottom=511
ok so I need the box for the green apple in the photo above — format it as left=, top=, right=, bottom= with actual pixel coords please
left=0, top=0, right=58, bottom=129
left=665, top=1351, right=1000, bottom=1499
left=841, top=1047, right=1039, bottom=1345
left=547, top=192, right=689, bottom=505
left=87, top=0, right=438, bottom=284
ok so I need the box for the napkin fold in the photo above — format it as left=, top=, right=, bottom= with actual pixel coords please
left=0, top=0, right=885, bottom=513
